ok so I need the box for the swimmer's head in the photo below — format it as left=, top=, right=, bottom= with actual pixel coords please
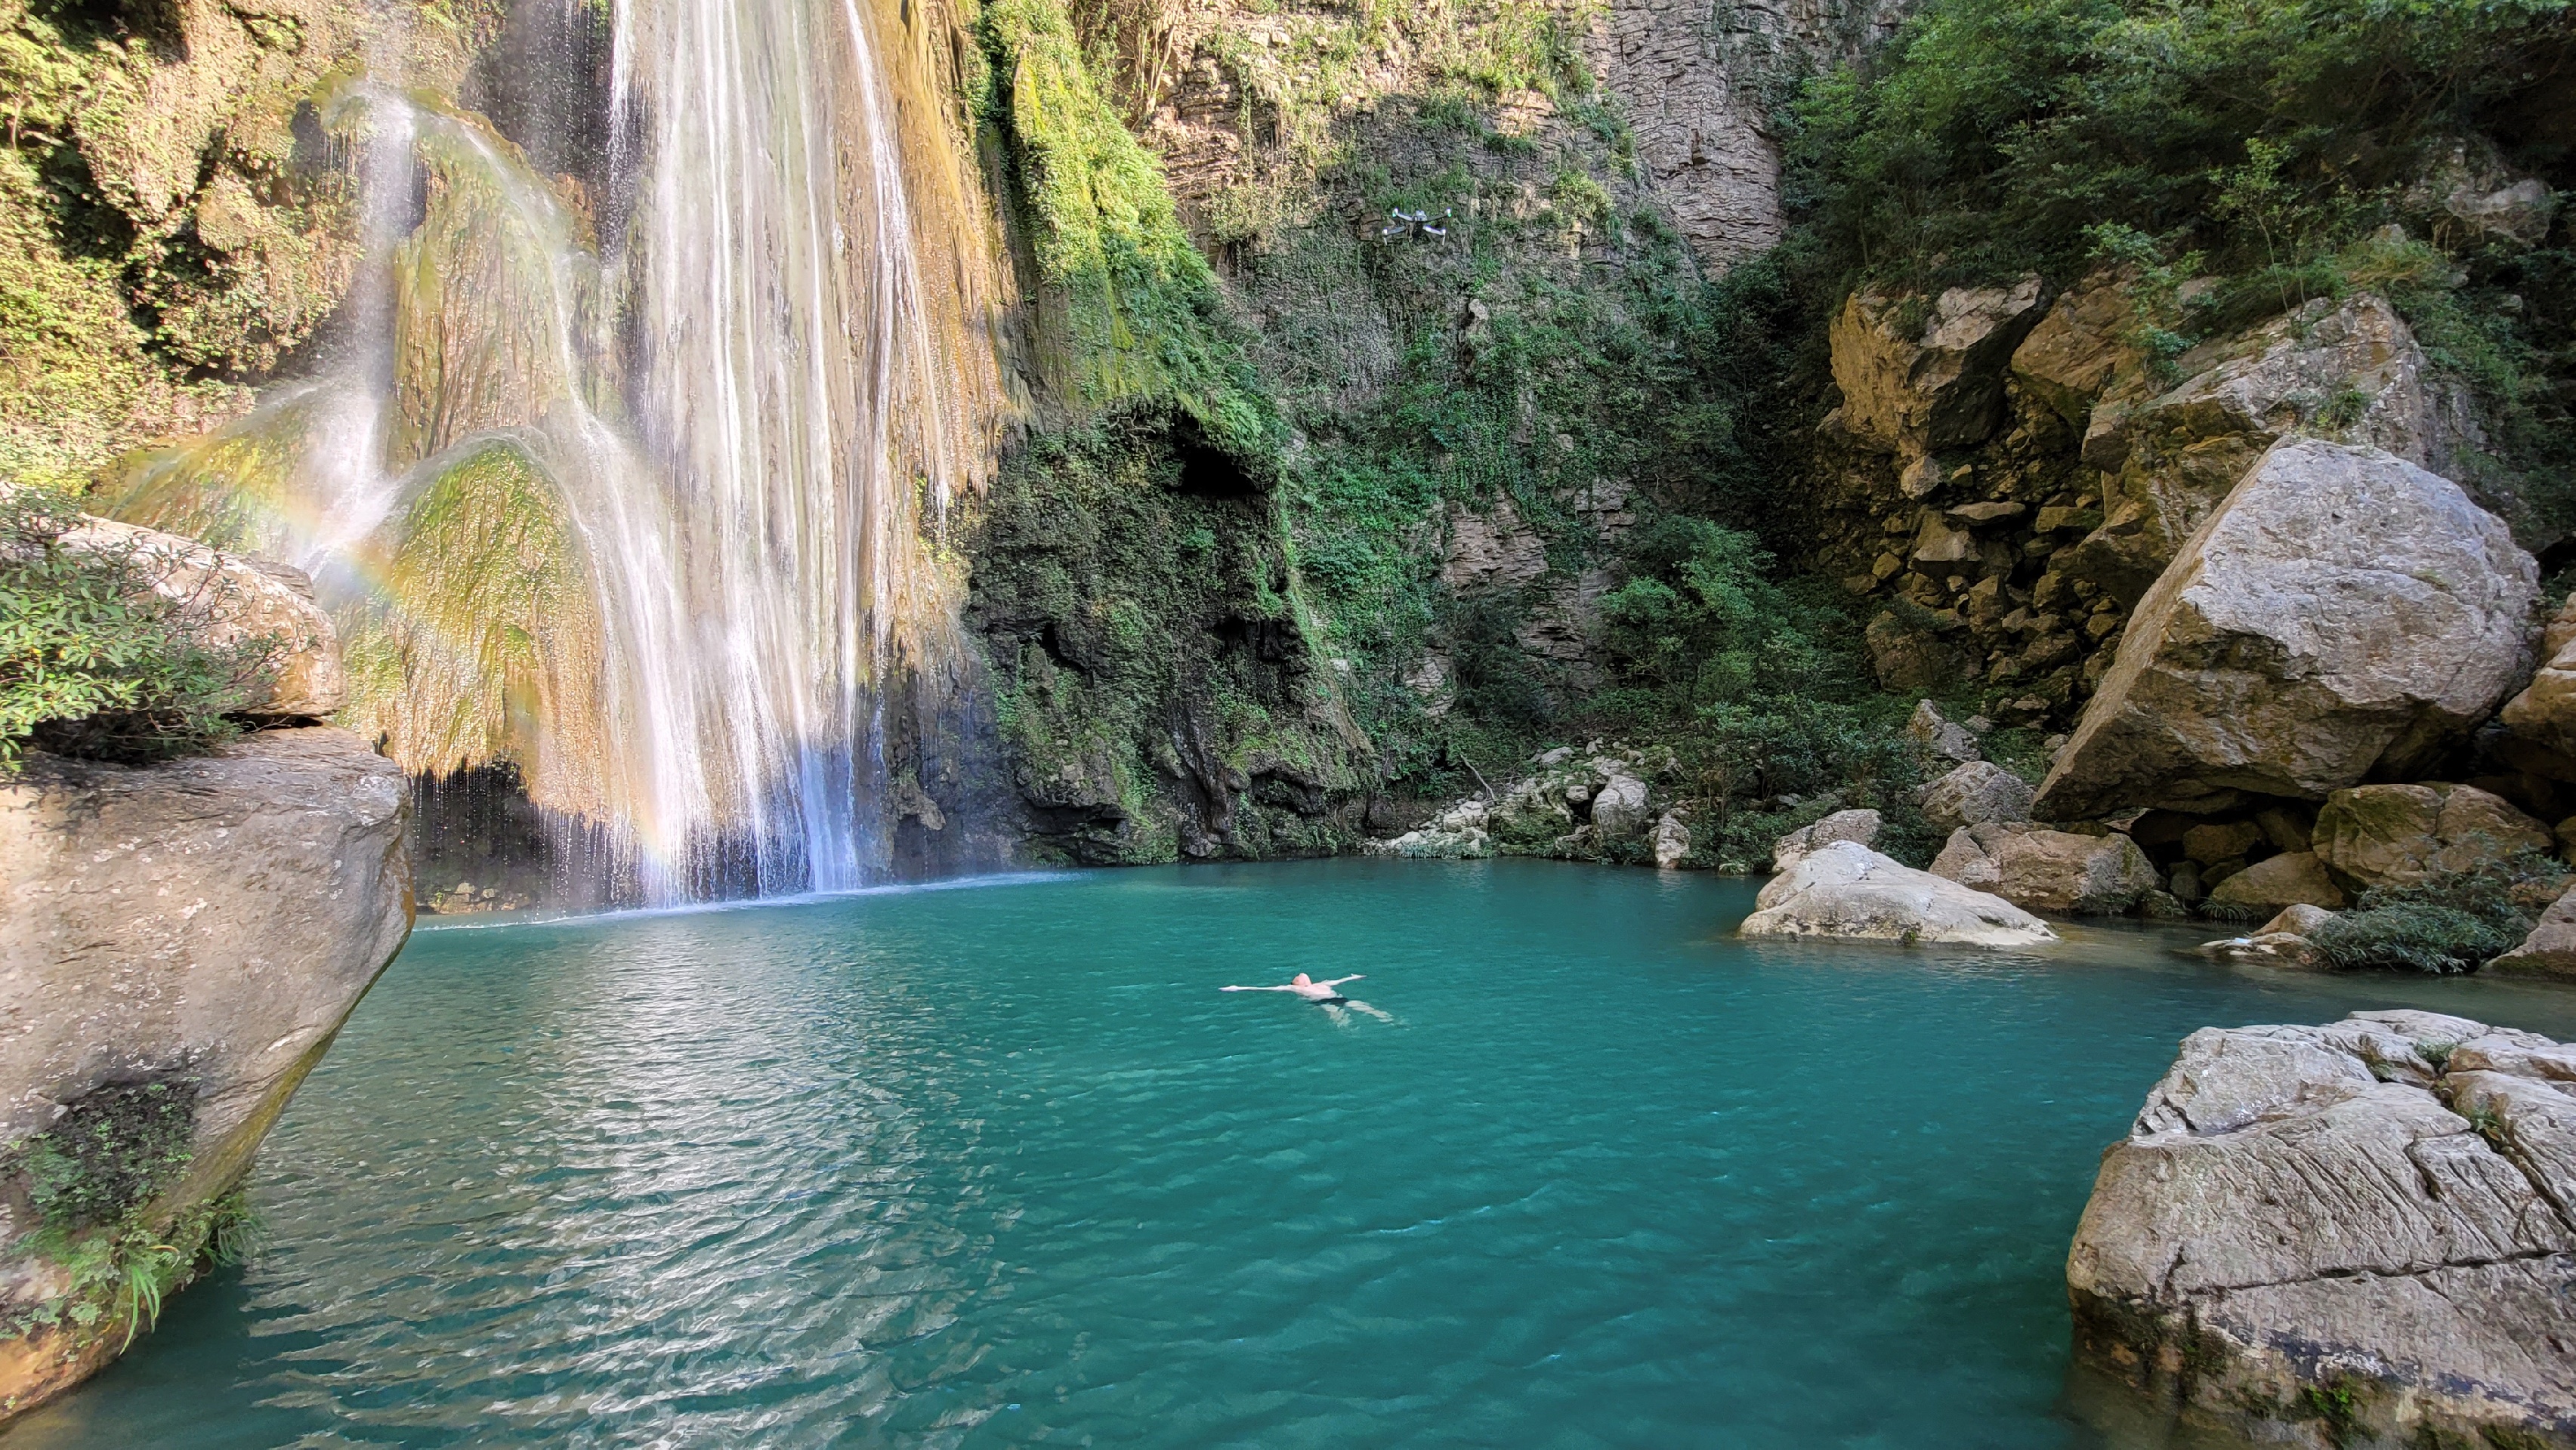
left=1292, top=973, right=1312, bottom=986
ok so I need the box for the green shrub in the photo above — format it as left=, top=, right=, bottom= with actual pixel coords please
left=0, top=489, right=274, bottom=768
left=2307, top=854, right=2556, bottom=973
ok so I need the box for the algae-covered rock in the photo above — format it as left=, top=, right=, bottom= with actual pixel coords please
left=2490, top=883, right=2576, bottom=979
left=1741, top=841, right=2056, bottom=946
left=2068, top=1012, right=2576, bottom=1449
left=0, top=727, right=412, bottom=1420
left=2037, top=440, right=2537, bottom=819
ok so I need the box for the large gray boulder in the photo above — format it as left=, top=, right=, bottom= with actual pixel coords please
left=2068, top=293, right=2457, bottom=603
left=1919, top=760, right=2035, bottom=833
left=2203, top=850, right=2347, bottom=913
left=1770, top=807, right=1882, bottom=872
left=2036, top=440, right=2538, bottom=820
left=0, top=727, right=412, bottom=1415
left=1740, top=840, right=2056, bottom=946
left=2067, top=1011, right=2576, bottom=1448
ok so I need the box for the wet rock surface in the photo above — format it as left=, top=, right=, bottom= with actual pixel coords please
left=2068, top=1010, right=2576, bottom=1449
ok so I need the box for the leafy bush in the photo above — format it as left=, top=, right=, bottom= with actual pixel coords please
left=2307, top=853, right=2558, bottom=973
left=1593, top=517, right=1934, bottom=863
left=0, top=489, right=274, bottom=768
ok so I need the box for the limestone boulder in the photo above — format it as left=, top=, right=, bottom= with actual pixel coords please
left=2069, top=294, right=2455, bottom=603
left=1930, top=825, right=2159, bottom=916
left=1652, top=811, right=1691, bottom=870
left=2483, top=883, right=2576, bottom=980
left=1919, top=760, right=2035, bottom=833
left=0, top=728, right=412, bottom=1412
left=2203, top=850, right=2347, bottom=913
left=2035, top=440, right=2538, bottom=820
left=1864, top=610, right=1966, bottom=694
left=1740, top=841, right=2056, bottom=947
left=1592, top=773, right=1652, bottom=838
left=1771, top=808, right=1882, bottom=872
left=1830, top=277, right=2048, bottom=461
left=2068, top=1011, right=2576, bottom=1448
left=57, top=514, right=345, bottom=718
left=2500, top=593, right=2576, bottom=770
left=2312, top=782, right=2552, bottom=890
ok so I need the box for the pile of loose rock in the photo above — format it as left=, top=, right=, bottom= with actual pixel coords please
left=1366, top=742, right=1693, bottom=868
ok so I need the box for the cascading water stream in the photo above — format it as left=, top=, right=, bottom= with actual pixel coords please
left=119, top=0, right=1008, bottom=905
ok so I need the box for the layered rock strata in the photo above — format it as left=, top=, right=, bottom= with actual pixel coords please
left=0, top=727, right=412, bottom=1420
left=2068, top=1010, right=2576, bottom=1448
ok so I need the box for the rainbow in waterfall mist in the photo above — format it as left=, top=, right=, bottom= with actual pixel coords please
left=112, top=0, right=1015, bottom=903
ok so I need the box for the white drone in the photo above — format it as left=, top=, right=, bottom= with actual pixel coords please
left=1381, top=206, right=1453, bottom=240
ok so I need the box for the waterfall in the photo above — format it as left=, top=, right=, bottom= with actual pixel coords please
left=113, top=0, right=1012, bottom=904
left=603, top=0, right=988, bottom=898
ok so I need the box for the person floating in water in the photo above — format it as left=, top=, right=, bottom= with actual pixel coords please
left=1220, top=973, right=1391, bottom=1023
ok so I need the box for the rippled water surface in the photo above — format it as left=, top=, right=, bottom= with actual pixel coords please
left=19, top=859, right=2576, bottom=1449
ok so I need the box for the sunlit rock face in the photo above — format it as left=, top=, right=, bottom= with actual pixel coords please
left=0, top=727, right=412, bottom=1421
left=111, top=0, right=1018, bottom=902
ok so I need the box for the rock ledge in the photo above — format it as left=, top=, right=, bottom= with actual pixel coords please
left=2068, top=1010, right=2576, bottom=1448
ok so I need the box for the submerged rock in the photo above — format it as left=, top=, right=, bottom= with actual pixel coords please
left=1740, top=841, right=2056, bottom=946
left=2067, top=1011, right=2576, bottom=1448
left=0, top=727, right=412, bottom=1417
left=2036, top=440, right=2537, bottom=819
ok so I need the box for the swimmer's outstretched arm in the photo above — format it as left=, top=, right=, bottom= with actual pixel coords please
left=1320, top=974, right=1366, bottom=987
left=1219, top=984, right=1297, bottom=992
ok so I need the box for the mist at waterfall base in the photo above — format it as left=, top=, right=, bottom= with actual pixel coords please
left=119, top=0, right=1008, bottom=906
left=23, top=862, right=2576, bottom=1448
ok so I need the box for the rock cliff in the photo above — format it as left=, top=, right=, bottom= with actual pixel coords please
left=0, top=727, right=412, bottom=1420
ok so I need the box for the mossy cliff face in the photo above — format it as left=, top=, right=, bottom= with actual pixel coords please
left=0, top=0, right=499, bottom=494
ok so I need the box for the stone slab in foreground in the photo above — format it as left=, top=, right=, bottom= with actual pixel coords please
left=2067, top=1010, right=2576, bottom=1448
left=0, top=727, right=412, bottom=1420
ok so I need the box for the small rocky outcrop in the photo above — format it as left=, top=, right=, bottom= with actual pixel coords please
left=58, top=514, right=344, bottom=718
left=2036, top=439, right=2538, bottom=819
left=1918, top=760, right=2035, bottom=833
left=1929, top=824, right=2161, bottom=916
left=1771, top=808, right=1883, bottom=871
left=2201, top=903, right=2340, bottom=964
left=0, top=728, right=412, bottom=1418
left=2068, top=1010, right=2576, bottom=1448
left=2312, top=782, right=2553, bottom=890
left=1367, top=743, right=1688, bottom=866
left=2491, top=884, right=2576, bottom=980
left=1830, top=277, right=2049, bottom=470
left=1739, top=840, right=2056, bottom=946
